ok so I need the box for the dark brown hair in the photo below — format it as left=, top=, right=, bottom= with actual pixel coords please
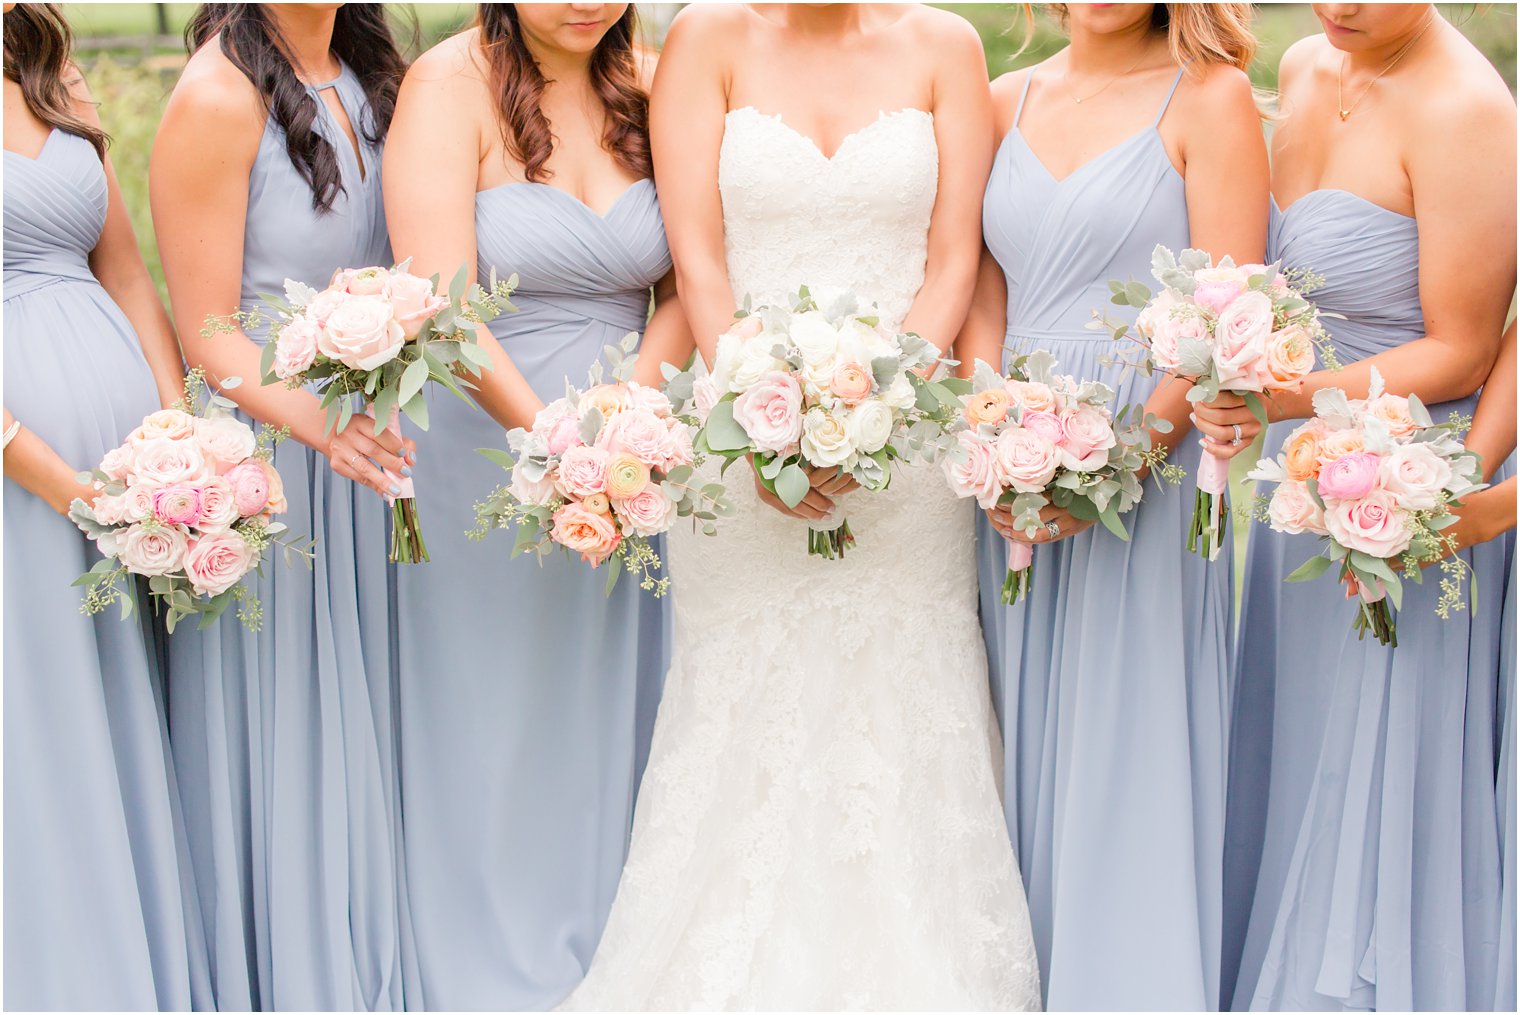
left=186, top=3, right=405, bottom=213
left=477, top=4, right=651, bottom=183
left=2, top=3, right=108, bottom=158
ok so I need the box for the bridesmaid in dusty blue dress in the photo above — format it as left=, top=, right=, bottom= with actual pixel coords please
left=959, top=5, right=1267, bottom=1009
left=2, top=6, right=209, bottom=1007
left=382, top=5, right=678, bottom=1008
left=1205, top=7, right=1517, bottom=1010
left=150, top=5, right=414, bottom=1009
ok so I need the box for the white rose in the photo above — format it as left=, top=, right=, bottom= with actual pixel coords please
left=789, top=311, right=841, bottom=365
left=133, top=436, right=211, bottom=487
left=709, top=333, right=742, bottom=392
left=509, top=465, right=557, bottom=507
left=730, top=336, right=787, bottom=393
left=1377, top=442, right=1452, bottom=511
left=317, top=294, right=406, bottom=371
left=799, top=409, right=854, bottom=467
left=121, top=483, right=156, bottom=522
left=846, top=400, right=894, bottom=454
left=197, top=477, right=243, bottom=532
left=127, top=408, right=196, bottom=449
left=116, top=522, right=190, bottom=577
left=881, top=374, right=916, bottom=411
left=194, top=416, right=258, bottom=472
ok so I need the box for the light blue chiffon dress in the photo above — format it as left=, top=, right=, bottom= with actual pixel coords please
left=978, top=68, right=1235, bottom=1010
left=165, top=66, right=412, bottom=1011
left=1222, top=191, right=1512, bottom=1011
left=3, top=128, right=212, bottom=1010
left=394, top=180, right=670, bottom=1010
left=1497, top=549, right=1516, bottom=1012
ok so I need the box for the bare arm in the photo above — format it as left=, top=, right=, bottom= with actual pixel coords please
left=899, top=20, right=994, bottom=353
left=383, top=46, right=542, bottom=431
left=649, top=10, right=735, bottom=364
left=632, top=270, right=696, bottom=385
left=1442, top=320, right=1519, bottom=551
left=1, top=406, right=96, bottom=514
left=954, top=246, right=1009, bottom=379
left=67, top=67, right=183, bottom=408
left=151, top=58, right=407, bottom=497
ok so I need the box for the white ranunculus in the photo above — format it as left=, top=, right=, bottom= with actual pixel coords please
left=881, top=373, right=916, bottom=411
left=846, top=400, right=894, bottom=454
left=789, top=311, right=841, bottom=365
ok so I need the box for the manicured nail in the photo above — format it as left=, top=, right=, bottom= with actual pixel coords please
left=388, top=484, right=401, bottom=495
left=401, top=465, right=413, bottom=477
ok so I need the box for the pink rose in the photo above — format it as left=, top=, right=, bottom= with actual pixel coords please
left=331, top=266, right=390, bottom=297
left=99, top=444, right=135, bottom=481
left=224, top=461, right=270, bottom=517
left=259, top=459, right=286, bottom=515
left=128, top=408, right=196, bottom=449
left=581, top=384, right=631, bottom=419
left=1059, top=406, right=1118, bottom=472
left=508, top=465, right=557, bottom=506
left=534, top=401, right=584, bottom=456
left=614, top=486, right=678, bottom=537
left=995, top=427, right=1062, bottom=494
left=1323, top=489, right=1414, bottom=559
left=1192, top=266, right=1249, bottom=315
left=1213, top=290, right=1276, bottom=391
left=274, top=316, right=323, bottom=379
left=944, top=430, right=1003, bottom=509
left=303, top=287, right=349, bottom=326
left=624, top=382, right=674, bottom=418
left=117, top=522, right=189, bottom=577
left=120, top=483, right=156, bottom=522
left=184, top=530, right=258, bottom=597
left=597, top=409, right=671, bottom=467
left=555, top=445, right=610, bottom=498
left=831, top=361, right=873, bottom=404
left=1267, top=479, right=1326, bottom=535
left=551, top=501, right=622, bottom=565
left=1377, top=442, right=1452, bottom=511
left=1136, top=290, right=1210, bottom=372
left=317, top=294, right=405, bottom=371
left=197, top=477, right=242, bottom=532
left=1364, top=393, right=1418, bottom=439
left=194, top=416, right=257, bottom=472
left=1317, top=451, right=1382, bottom=501
left=91, top=493, right=127, bottom=526
left=692, top=376, right=721, bottom=420
left=731, top=370, right=803, bottom=454
left=1264, top=324, right=1314, bottom=390
left=662, top=421, right=695, bottom=469
left=153, top=484, right=204, bottom=527
left=133, top=436, right=211, bottom=487
left=386, top=271, right=448, bottom=339
left=723, top=314, right=764, bottom=342
left=1020, top=410, right=1066, bottom=446
left=1004, top=380, right=1058, bottom=413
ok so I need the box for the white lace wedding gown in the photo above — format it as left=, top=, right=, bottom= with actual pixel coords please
left=559, top=107, right=1042, bottom=1011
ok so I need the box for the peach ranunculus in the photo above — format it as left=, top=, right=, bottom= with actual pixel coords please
left=1004, top=380, right=1058, bottom=413
left=831, top=361, right=874, bottom=404
left=551, top=501, right=622, bottom=565
left=184, top=530, right=258, bottom=596
left=387, top=271, right=448, bottom=339
left=1264, top=325, right=1315, bottom=389
left=1316, top=428, right=1366, bottom=465
left=964, top=388, right=1013, bottom=427
left=1364, top=393, right=1418, bottom=439
left=1281, top=423, right=1326, bottom=482
left=604, top=453, right=651, bottom=500
left=258, top=459, right=287, bottom=515
left=317, top=294, right=405, bottom=370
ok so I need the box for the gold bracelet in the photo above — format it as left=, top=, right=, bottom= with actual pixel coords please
left=1, top=420, right=20, bottom=450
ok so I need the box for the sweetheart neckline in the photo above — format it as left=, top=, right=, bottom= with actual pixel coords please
left=724, top=106, right=933, bottom=162
left=476, top=177, right=653, bottom=220
left=1271, top=188, right=1416, bottom=223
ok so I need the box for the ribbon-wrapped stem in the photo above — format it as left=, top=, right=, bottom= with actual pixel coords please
left=1348, top=572, right=1397, bottom=647
left=1002, top=539, right=1034, bottom=605
left=1187, top=453, right=1229, bottom=561
left=368, top=403, right=428, bottom=564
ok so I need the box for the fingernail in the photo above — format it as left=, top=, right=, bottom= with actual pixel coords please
left=388, top=484, right=401, bottom=495
left=401, top=465, right=413, bottom=477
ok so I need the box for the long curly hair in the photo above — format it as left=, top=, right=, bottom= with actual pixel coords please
left=477, top=4, right=651, bottom=184
left=186, top=3, right=406, bottom=213
left=3, top=3, right=107, bottom=158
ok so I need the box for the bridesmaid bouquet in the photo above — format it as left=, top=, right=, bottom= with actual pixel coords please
left=69, top=369, right=313, bottom=632
left=219, top=261, right=517, bottom=563
left=470, top=331, right=731, bottom=597
left=668, top=286, right=962, bottom=558
left=943, top=352, right=1176, bottom=604
left=1096, top=246, right=1335, bottom=560
left=1246, top=368, right=1485, bottom=647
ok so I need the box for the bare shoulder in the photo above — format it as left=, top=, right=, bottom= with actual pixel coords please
left=1410, top=28, right=1515, bottom=135
left=405, top=27, right=488, bottom=88
left=900, top=4, right=985, bottom=60
left=990, top=67, right=1033, bottom=129
left=1277, top=33, right=1330, bottom=90
left=163, top=41, right=263, bottom=139
left=1174, top=61, right=1258, bottom=121
left=633, top=44, right=658, bottom=91
left=663, top=2, right=750, bottom=54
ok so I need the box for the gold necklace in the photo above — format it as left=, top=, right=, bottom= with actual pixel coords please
left=1337, top=15, right=1435, bottom=121
left=1064, top=48, right=1151, bottom=105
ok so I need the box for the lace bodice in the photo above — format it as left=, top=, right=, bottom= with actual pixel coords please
left=719, top=107, right=938, bottom=330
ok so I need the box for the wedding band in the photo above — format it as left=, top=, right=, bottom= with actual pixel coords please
left=1045, top=519, right=1061, bottom=539
left=349, top=453, right=360, bottom=468
left=1231, top=423, right=1243, bottom=445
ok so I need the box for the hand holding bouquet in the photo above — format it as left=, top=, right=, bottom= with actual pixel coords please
left=1096, top=246, right=1336, bottom=559
left=70, top=369, right=313, bottom=632
left=668, top=286, right=963, bottom=558
left=1246, top=367, right=1485, bottom=647
left=471, top=331, right=730, bottom=597
left=943, top=351, right=1176, bottom=603
left=218, top=261, right=517, bottom=562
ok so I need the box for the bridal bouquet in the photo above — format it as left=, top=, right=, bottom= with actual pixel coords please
left=1246, top=368, right=1484, bottom=647
left=667, top=286, right=962, bottom=558
left=1096, top=246, right=1335, bottom=560
left=217, top=261, right=517, bottom=563
left=471, top=331, right=730, bottom=597
left=69, top=369, right=313, bottom=632
left=943, top=352, right=1176, bottom=604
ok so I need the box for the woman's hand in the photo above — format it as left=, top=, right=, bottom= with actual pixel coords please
left=323, top=418, right=416, bottom=498
left=1191, top=391, right=1261, bottom=460
left=751, top=460, right=857, bottom=520
left=985, top=501, right=1095, bottom=545
left=1429, top=478, right=1516, bottom=561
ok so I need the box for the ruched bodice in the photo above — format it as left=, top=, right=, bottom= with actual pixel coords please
left=240, top=63, right=388, bottom=341
left=985, top=71, right=1189, bottom=346
left=474, top=179, right=671, bottom=397
left=4, top=130, right=106, bottom=299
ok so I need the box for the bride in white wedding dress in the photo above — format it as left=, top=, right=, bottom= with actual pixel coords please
left=562, top=5, right=1041, bottom=1010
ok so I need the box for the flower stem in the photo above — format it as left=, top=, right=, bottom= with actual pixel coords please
left=1001, top=564, right=1033, bottom=605
left=391, top=499, right=430, bottom=564
left=807, top=517, right=855, bottom=559
left=1187, top=489, right=1227, bottom=560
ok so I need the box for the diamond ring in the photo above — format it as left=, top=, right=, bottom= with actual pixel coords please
left=1045, top=519, right=1061, bottom=540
